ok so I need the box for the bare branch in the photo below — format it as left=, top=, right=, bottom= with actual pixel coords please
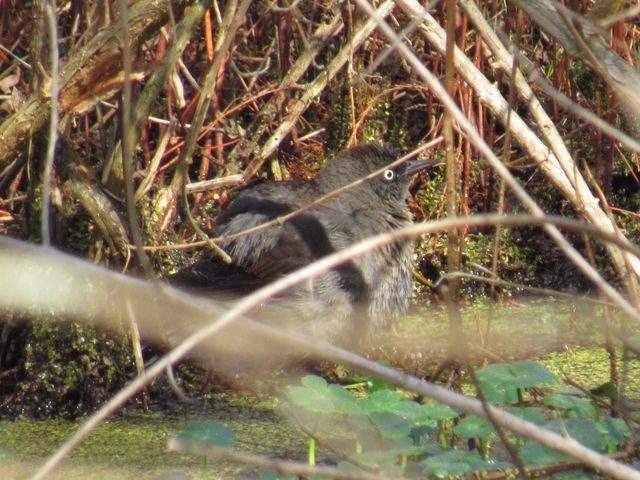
left=0, top=0, right=193, bottom=168
left=169, top=439, right=404, bottom=480
left=0, top=216, right=638, bottom=480
left=360, top=0, right=640, bottom=320
left=40, top=1, right=59, bottom=247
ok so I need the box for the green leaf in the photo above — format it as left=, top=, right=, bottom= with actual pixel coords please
left=346, top=413, right=371, bottom=429
left=542, top=394, right=597, bottom=419
left=457, top=452, right=510, bottom=471
left=546, top=418, right=629, bottom=453
left=452, top=416, right=494, bottom=438
left=477, top=361, right=557, bottom=391
left=301, top=375, right=328, bottom=393
left=421, top=450, right=472, bottom=477
left=392, top=399, right=425, bottom=420
left=593, top=418, right=630, bottom=452
left=326, top=384, right=358, bottom=413
left=476, top=363, right=514, bottom=385
left=599, top=417, right=630, bottom=439
left=177, top=421, right=235, bottom=448
left=410, top=424, right=436, bottom=442
left=0, top=445, right=11, bottom=458
left=508, top=360, right=557, bottom=387
left=467, top=456, right=512, bottom=471
left=287, top=385, right=334, bottom=413
left=590, top=382, right=617, bottom=400
left=505, top=406, right=547, bottom=425
left=362, top=389, right=401, bottom=412
left=477, top=381, right=518, bottom=403
left=388, top=435, right=422, bottom=456
left=519, top=442, right=568, bottom=465
left=368, top=411, right=412, bottom=438
left=289, top=376, right=358, bottom=414
left=366, top=376, right=396, bottom=392
left=259, top=469, right=297, bottom=480
left=420, top=402, right=459, bottom=421
left=559, top=418, right=603, bottom=450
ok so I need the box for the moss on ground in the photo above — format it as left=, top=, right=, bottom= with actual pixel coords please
left=540, top=347, right=640, bottom=401
left=0, top=393, right=309, bottom=479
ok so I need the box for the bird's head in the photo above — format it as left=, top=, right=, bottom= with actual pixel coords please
left=316, top=143, right=437, bottom=207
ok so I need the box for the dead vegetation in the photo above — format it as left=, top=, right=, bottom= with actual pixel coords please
left=1, top=0, right=640, bottom=478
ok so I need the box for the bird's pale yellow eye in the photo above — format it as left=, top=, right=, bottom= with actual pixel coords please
left=383, top=169, right=394, bottom=181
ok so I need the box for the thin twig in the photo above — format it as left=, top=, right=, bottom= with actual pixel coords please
left=140, top=139, right=442, bottom=252
left=118, top=0, right=155, bottom=278
left=468, top=367, right=530, bottom=479
left=134, top=119, right=174, bottom=201
left=169, top=438, right=405, bottom=480
left=169, top=438, right=402, bottom=480
left=4, top=218, right=639, bottom=480
left=175, top=0, right=251, bottom=264
left=359, top=0, right=640, bottom=326
left=241, top=0, right=396, bottom=180
left=457, top=0, right=640, bottom=155
left=41, top=1, right=59, bottom=247
left=436, top=272, right=618, bottom=308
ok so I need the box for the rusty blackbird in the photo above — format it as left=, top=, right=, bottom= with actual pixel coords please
left=170, top=143, right=435, bottom=346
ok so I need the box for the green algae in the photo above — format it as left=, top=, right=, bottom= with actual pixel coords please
left=0, top=393, right=308, bottom=479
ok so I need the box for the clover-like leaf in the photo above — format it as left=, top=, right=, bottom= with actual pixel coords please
left=542, top=394, right=597, bottom=419
left=507, top=361, right=557, bottom=387
left=361, top=389, right=401, bottom=412
left=477, top=380, right=518, bottom=403
left=300, top=375, right=328, bottom=393
left=176, top=421, right=235, bottom=448
left=452, top=416, right=494, bottom=438
left=326, top=384, right=359, bottom=414
left=421, top=450, right=472, bottom=477
left=519, top=442, right=568, bottom=465
left=0, top=446, right=11, bottom=459
left=368, top=411, right=412, bottom=438
left=476, top=361, right=556, bottom=403
left=392, top=399, right=425, bottom=420
left=477, top=361, right=556, bottom=390
left=288, top=385, right=333, bottom=413
left=505, top=406, right=547, bottom=425
left=420, top=402, right=459, bottom=421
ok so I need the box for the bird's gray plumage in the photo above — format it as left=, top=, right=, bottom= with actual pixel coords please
left=170, top=143, right=432, bottom=345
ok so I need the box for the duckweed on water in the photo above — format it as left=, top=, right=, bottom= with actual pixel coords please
left=0, top=394, right=309, bottom=480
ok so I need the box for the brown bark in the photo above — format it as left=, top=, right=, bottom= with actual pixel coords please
left=0, top=0, right=192, bottom=169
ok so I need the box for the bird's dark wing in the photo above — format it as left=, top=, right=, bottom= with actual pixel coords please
left=216, top=181, right=328, bottom=278
left=167, top=254, right=268, bottom=295
left=170, top=180, right=332, bottom=293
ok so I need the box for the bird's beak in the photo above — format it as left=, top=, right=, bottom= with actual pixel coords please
left=404, top=159, right=442, bottom=176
